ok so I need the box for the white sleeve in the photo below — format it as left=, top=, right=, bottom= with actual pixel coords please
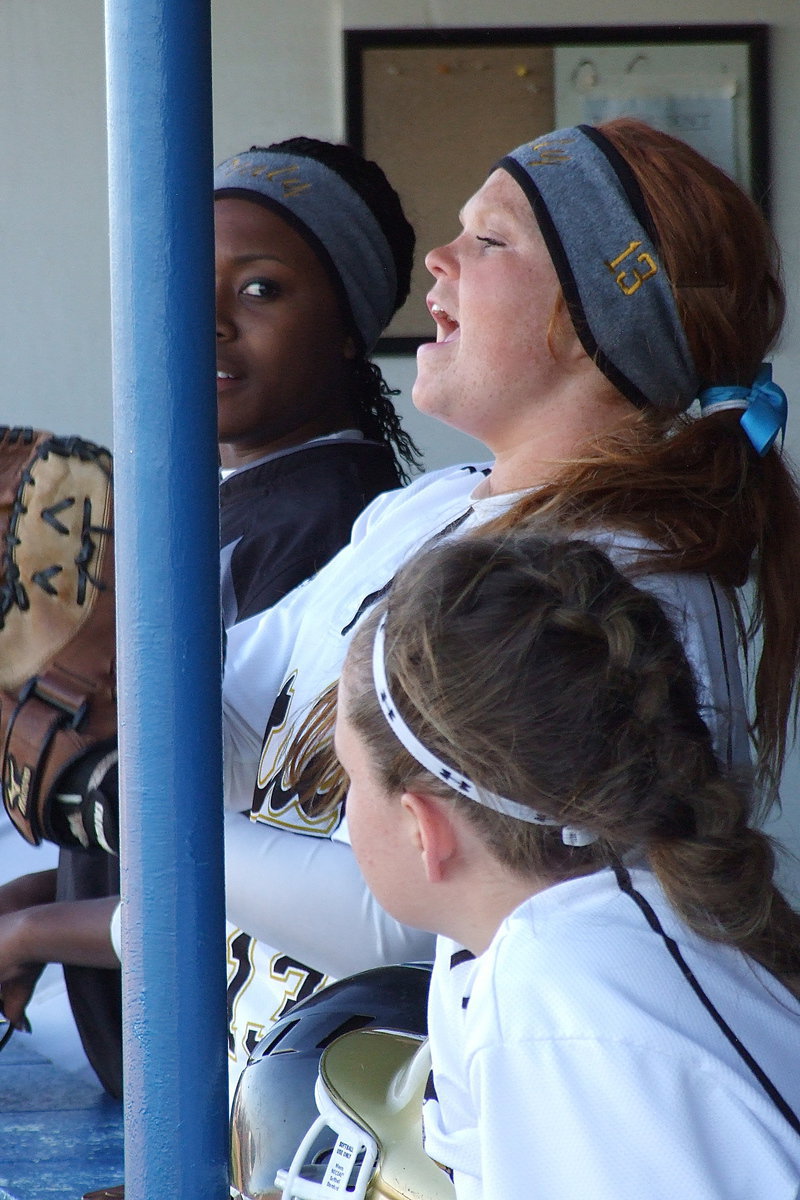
left=223, top=810, right=435, bottom=976
left=222, top=584, right=311, bottom=811
left=220, top=487, right=408, bottom=813
left=221, top=463, right=489, bottom=814
left=109, top=899, right=122, bottom=963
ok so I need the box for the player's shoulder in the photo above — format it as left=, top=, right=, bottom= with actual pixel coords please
left=581, top=526, right=730, bottom=646
left=468, top=872, right=650, bottom=1034
left=351, top=461, right=492, bottom=540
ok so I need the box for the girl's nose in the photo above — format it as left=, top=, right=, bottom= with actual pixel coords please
left=424, top=237, right=458, bottom=279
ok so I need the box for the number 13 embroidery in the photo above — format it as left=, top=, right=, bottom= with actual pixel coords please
left=606, top=240, right=658, bottom=295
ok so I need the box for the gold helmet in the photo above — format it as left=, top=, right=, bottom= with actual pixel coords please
left=275, top=1028, right=453, bottom=1200
left=230, top=965, right=436, bottom=1200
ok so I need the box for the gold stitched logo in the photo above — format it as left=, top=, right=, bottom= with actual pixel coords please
left=251, top=164, right=311, bottom=198
left=525, top=137, right=574, bottom=166
left=606, top=240, right=658, bottom=295
left=4, top=755, right=31, bottom=817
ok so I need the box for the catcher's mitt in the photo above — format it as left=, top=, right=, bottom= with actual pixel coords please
left=0, top=427, right=116, bottom=846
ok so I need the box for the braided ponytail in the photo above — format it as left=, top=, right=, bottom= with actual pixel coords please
left=650, top=789, right=800, bottom=995
left=341, top=530, right=800, bottom=998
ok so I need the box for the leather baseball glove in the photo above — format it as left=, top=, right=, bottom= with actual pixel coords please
left=0, top=427, right=116, bottom=846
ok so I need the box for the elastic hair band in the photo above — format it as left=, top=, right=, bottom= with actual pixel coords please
left=496, top=125, right=698, bottom=413
left=214, top=149, right=397, bottom=353
left=371, top=616, right=597, bottom=848
left=699, top=364, right=787, bottom=457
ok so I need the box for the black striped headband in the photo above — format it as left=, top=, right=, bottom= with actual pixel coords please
left=497, top=125, right=698, bottom=412
left=371, top=616, right=596, bottom=847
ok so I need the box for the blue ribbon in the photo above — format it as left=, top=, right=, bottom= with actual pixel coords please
left=699, top=364, right=788, bottom=457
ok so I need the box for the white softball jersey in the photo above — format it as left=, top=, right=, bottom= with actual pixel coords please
left=221, top=462, right=750, bottom=1096
left=423, top=867, right=800, bottom=1199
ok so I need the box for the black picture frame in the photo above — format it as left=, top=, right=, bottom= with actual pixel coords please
left=345, top=24, right=769, bottom=353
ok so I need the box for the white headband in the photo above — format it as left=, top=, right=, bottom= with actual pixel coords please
left=371, top=616, right=597, bottom=848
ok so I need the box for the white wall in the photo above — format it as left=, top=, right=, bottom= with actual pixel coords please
left=4, top=0, right=799, bottom=455
left=0, top=3, right=110, bottom=441
left=1, top=0, right=799, bottom=881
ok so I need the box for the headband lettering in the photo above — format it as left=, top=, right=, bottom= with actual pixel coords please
left=497, top=124, right=698, bottom=412
left=214, top=150, right=397, bottom=352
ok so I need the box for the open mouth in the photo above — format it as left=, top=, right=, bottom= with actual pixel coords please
left=429, top=302, right=459, bottom=344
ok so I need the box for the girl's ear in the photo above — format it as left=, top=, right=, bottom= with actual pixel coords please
left=400, top=791, right=458, bottom=884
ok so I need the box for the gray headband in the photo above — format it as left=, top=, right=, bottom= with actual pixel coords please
left=214, top=150, right=398, bottom=353
left=498, top=125, right=698, bottom=411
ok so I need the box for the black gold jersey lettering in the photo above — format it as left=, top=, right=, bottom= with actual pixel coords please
left=227, top=929, right=258, bottom=1059
left=269, top=954, right=330, bottom=1024
left=252, top=671, right=342, bottom=836
left=227, top=931, right=331, bottom=1062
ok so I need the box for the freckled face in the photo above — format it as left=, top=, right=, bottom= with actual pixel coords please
left=412, top=169, right=567, bottom=453
left=215, top=198, right=355, bottom=466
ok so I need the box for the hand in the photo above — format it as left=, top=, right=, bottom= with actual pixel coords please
left=0, top=871, right=55, bottom=1030
left=0, top=963, right=41, bottom=1031
left=0, top=908, right=43, bottom=1031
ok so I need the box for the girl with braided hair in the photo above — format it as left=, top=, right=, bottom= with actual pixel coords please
left=335, top=530, right=800, bottom=1199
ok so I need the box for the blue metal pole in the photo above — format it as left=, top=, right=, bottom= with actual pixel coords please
left=104, top=2, right=229, bottom=1197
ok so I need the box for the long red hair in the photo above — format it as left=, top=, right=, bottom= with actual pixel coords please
left=488, top=118, right=800, bottom=797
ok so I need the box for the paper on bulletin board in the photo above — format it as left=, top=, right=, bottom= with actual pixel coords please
left=581, top=75, right=738, bottom=182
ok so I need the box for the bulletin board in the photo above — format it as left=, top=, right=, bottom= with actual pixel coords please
left=344, top=25, right=769, bottom=351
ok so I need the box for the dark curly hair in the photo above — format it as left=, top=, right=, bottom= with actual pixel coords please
left=260, top=136, right=421, bottom=481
